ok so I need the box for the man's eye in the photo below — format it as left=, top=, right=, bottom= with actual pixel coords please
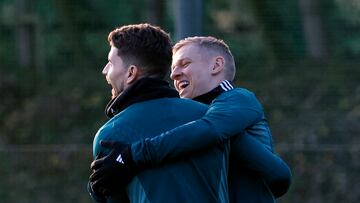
left=183, top=62, right=190, bottom=67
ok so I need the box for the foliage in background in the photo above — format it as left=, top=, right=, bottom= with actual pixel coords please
left=0, top=0, right=359, bottom=202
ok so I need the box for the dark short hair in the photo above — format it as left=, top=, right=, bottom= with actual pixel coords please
left=108, top=23, right=172, bottom=78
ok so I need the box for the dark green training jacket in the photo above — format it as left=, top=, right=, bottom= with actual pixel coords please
left=91, top=78, right=230, bottom=203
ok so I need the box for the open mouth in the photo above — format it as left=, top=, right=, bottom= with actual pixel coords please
left=178, top=81, right=190, bottom=90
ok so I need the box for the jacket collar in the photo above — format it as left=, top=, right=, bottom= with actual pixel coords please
left=105, top=77, right=179, bottom=118
left=193, top=80, right=235, bottom=105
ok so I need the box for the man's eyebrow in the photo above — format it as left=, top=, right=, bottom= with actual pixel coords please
left=172, top=58, right=185, bottom=69
left=173, top=58, right=190, bottom=66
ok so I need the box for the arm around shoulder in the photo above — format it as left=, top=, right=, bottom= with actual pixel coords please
left=131, top=90, right=264, bottom=167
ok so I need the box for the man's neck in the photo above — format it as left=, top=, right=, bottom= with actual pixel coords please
left=193, top=80, right=235, bottom=105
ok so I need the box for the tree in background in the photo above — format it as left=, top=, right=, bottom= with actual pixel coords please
left=145, top=0, right=165, bottom=27
left=299, top=0, right=329, bottom=59
left=174, top=0, right=203, bottom=40
left=250, top=0, right=306, bottom=63
left=14, top=0, right=44, bottom=73
left=0, top=0, right=360, bottom=202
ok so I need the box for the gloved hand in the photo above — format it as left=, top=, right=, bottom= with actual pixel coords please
left=87, top=181, right=107, bottom=202
left=89, top=140, right=137, bottom=196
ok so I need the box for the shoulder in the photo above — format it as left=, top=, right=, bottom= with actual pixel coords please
left=118, top=97, right=206, bottom=112
left=209, top=88, right=263, bottom=113
left=155, top=97, right=208, bottom=111
left=215, top=88, right=258, bottom=103
left=122, top=98, right=208, bottom=120
left=142, top=97, right=206, bottom=107
left=177, top=98, right=208, bottom=108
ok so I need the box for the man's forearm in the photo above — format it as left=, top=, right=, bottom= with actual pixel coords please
left=131, top=119, right=218, bottom=166
left=131, top=99, right=262, bottom=166
left=231, top=134, right=292, bottom=198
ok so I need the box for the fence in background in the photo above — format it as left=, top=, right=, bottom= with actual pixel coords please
left=0, top=144, right=359, bottom=203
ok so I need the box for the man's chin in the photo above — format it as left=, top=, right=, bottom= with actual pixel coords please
left=179, top=91, right=190, bottom=99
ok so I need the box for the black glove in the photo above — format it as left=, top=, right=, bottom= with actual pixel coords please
left=89, top=140, right=137, bottom=196
left=87, top=181, right=107, bottom=203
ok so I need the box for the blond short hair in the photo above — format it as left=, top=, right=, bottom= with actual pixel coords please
left=173, top=36, right=236, bottom=80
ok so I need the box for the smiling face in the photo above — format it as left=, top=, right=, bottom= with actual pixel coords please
left=102, top=46, right=129, bottom=99
left=170, top=44, right=219, bottom=99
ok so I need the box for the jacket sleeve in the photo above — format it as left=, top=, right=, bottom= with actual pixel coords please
left=230, top=134, right=292, bottom=198
left=131, top=90, right=263, bottom=166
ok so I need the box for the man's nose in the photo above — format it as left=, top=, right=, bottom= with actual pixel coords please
left=102, top=63, right=109, bottom=75
left=170, top=66, right=181, bottom=80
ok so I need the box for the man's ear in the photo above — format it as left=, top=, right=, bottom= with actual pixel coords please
left=127, top=65, right=140, bottom=84
left=211, top=56, right=225, bottom=75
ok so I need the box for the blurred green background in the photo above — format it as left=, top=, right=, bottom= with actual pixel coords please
left=0, top=0, right=359, bottom=202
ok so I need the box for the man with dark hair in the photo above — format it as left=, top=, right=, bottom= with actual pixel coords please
left=88, top=24, right=230, bottom=203
left=90, top=36, right=292, bottom=203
